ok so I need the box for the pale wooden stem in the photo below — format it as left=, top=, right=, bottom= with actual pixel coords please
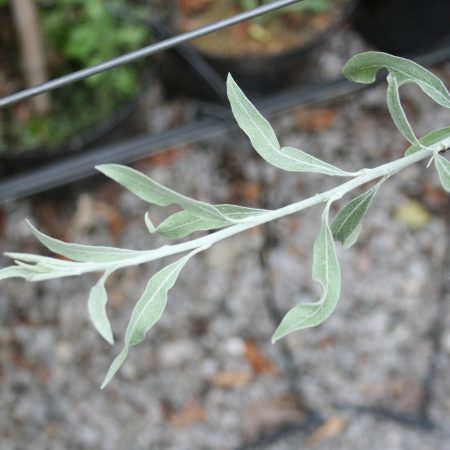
left=11, top=0, right=51, bottom=114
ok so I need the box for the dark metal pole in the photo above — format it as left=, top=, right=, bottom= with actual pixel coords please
left=0, top=0, right=302, bottom=108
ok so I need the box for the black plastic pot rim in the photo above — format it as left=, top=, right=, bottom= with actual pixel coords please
left=0, top=66, right=156, bottom=162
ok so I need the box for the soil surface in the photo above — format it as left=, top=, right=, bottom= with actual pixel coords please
left=176, top=0, right=350, bottom=56
left=1, top=29, right=450, bottom=450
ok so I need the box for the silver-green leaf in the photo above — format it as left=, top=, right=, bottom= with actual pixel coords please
left=387, top=73, right=424, bottom=148
left=343, top=52, right=450, bottom=108
left=0, top=265, right=33, bottom=281
left=435, top=154, right=450, bottom=192
left=88, top=271, right=114, bottom=345
left=101, top=249, right=200, bottom=388
left=97, top=164, right=227, bottom=221
left=272, top=203, right=341, bottom=342
left=101, top=347, right=128, bottom=389
left=405, top=126, right=450, bottom=156
left=153, top=211, right=227, bottom=239
left=27, top=220, right=141, bottom=263
left=2, top=252, right=96, bottom=281
left=331, top=185, right=379, bottom=248
left=148, top=204, right=267, bottom=239
left=227, top=74, right=353, bottom=176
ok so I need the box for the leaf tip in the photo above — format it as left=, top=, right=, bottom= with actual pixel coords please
left=103, top=330, right=114, bottom=346
left=271, top=326, right=286, bottom=343
left=144, top=212, right=156, bottom=233
left=95, top=164, right=114, bottom=176
left=101, top=347, right=129, bottom=389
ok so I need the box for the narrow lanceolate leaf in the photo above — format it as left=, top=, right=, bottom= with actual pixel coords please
left=88, top=271, right=114, bottom=345
left=149, top=204, right=267, bottom=239
left=101, top=250, right=199, bottom=388
left=154, top=211, right=227, bottom=239
left=405, top=127, right=450, bottom=156
left=226, top=74, right=352, bottom=176
left=343, top=52, right=450, bottom=108
left=2, top=253, right=96, bottom=281
left=97, top=164, right=227, bottom=221
left=124, top=253, right=195, bottom=347
left=27, top=221, right=140, bottom=263
left=101, top=347, right=128, bottom=389
left=272, top=203, right=341, bottom=342
left=435, top=154, right=450, bottom=192
left=387, top=74, right=423, bottom=147
left=215, top=204, right=267, bottom=220
left=0, top=266, right=33, bottom=280
left=331, top=185, right=379, bottom=248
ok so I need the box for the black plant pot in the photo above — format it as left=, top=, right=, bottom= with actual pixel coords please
left=0, top=90, right=144, bottom=177
left=352, top=0, right=450, bottom=56
left=159, top=0, right=359, bottom=101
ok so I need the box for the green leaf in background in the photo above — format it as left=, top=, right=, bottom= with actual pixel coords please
left=435, top=154, right=450, bottom=192
left=331, top=185, right=379, bottom=248
left=87, top=271, right=114, bottom=345
left=27, top=220, right=141, bottom=263
left=147, top=204, right=267, bottom=240
left=97, top=164, right=227, bottom=222
left=272, top=203, right=341, bottom=342
left=405, top=127, right=450, bottom=156
left=343, top=52, right=450, bottom=108
left=226, top=75, right=353, bottom=176
left=101, top=249, right=200, bottom=388
left=386, top=73, right=424, bottom=148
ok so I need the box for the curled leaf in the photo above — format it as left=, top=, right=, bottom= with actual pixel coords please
left=343, top=51, right=450, bottom=108
left=227, top=74, right=353, bottom=176
left=331, top=185, right=379, bottom=248
left=272, top=203, right=341, bottom=342
left=387, top=73, right=425, bottom=148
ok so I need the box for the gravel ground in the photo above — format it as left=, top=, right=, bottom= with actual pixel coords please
left=1, top=29, right=450, bottom=450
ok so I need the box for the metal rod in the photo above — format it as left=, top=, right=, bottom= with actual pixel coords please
left=0, top=0, right=302, bottom=108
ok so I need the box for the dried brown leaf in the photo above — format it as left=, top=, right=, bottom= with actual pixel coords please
left=244, top=340, right=276, bottom=375
left=295, top=107, right=338, bottom=132
left=209, top=371, right=252, bottom=387
left=307, top=416, right=347, bottom=447
left=168, top=402, right=205, bottom=427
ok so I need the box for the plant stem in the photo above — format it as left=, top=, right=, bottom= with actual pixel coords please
left=104, top=147, right=436, bottom=271
left=19, top=144, right=447, bottom=280
left=11, top=0, right=51, bottom=114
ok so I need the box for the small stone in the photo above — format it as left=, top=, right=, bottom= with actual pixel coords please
left=200, top=358, right=218, bottom=377
left=222, top=337, right=245, bottom=357
left=56, top=342, right=75, bottom=363
left=157, top=340, right=198, bottom=368
left=442, top=330, right=450, bottom=354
